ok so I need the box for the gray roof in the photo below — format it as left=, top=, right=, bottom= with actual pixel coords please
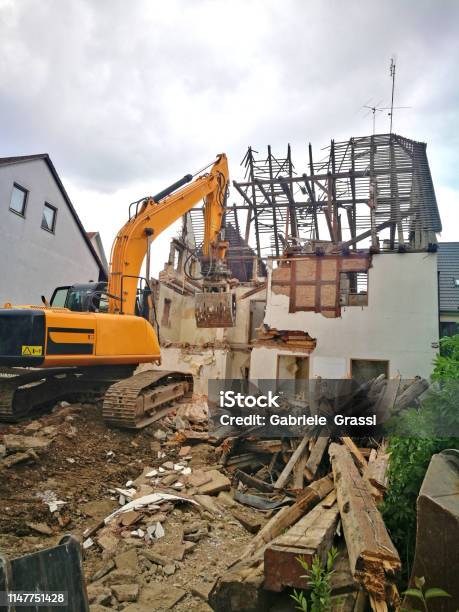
left=438, top=242, right=459, bottom=312
left=0, top=154, right=107, bottom=279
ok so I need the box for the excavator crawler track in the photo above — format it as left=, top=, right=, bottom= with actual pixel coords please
left=102, top=370, right=193, bottom=429
left=0, top=366, right=135, bottom=422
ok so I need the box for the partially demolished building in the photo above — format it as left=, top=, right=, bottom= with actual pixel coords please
left=151, top=134, right=441, bottom=385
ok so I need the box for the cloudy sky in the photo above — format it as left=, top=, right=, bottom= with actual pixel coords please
left=1, top=0, right=458, bottom=273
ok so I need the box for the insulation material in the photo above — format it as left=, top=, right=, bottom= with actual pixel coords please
left=271, top=254, right=371, bottom=318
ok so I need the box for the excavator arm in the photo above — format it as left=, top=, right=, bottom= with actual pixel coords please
left=108, top=154, right=229, bottom=316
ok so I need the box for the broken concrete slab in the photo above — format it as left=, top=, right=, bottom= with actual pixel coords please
left=87, top=585, right=112, bottom=606
left=88, top=605, right=111, bottom=612
left=197, top=470, right=230, bottom=495
left=163, top=564, right=176, bottom=576
left=112, top=584, right=139, bottom=603
left=179, top=445, right=192, bottom=457
left=217, top=491, right=236, bottom=507
left=24, top=421, right=42, bottom=433
left=26, top=522, right=53, bottom=536
left=120, top=511, right=141, bottom=527
left=191, top=581, right=213, bottom=601
left=97, top=533, right=119, bottom=553
left=138, top=584, right=186, bottom=609
left=83, top=499, right=118, bottom=519
left=161, top=473, right=179, bottom=486
left=2, top=450, right=36, bottom=468
left=41, top=425, right=58, bottom=437
left=186, top=469, right=212, bottom=488
left=140, top=549, right=168, bottom=566
left=193, top=494, right=223, bottom=515
left=103, top=569, right=138, bottom=587
left=115, top=548, right=138, bottom=571
left=152, top=541, right=186, bottom=562
left=91, top=559, right=115, bottom=582
left=230, top=509, right=262, bottom=534
left=4, top=434, right=51, bottom=452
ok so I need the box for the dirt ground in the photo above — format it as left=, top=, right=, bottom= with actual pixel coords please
left=0, top=399, right=281, bottom=611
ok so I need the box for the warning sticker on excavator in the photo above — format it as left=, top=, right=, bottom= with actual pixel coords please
left=22, top=345, right=43, bottom=356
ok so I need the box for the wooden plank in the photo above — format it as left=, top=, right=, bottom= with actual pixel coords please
left=329, top=443, right=400, bottom=607
left=364, top=445, right=389, bottom=493
left=392, top=377, right=429, bottom=414
left=235, top=469, right=275, bottom=493
left=340, top=437, right=367, bottom=473
left=239, top=283, right=267, bottom=301
left=292, top=447, right=309, bottom=489
left=274, top=435, right=309, bottom=489
left=241, top=475, right=334, bottom=560
left=209, top=555, right=266, bottom=612
left=264, top=502, right=339, bottom=591
left=304, top=436, right=329, bottom=481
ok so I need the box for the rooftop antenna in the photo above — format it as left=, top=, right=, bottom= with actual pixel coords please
left=387, top=57, right=411, bottom=133
left=389, top=57, right=396, bottom=133
left=363, top=102, right=384, bottom=135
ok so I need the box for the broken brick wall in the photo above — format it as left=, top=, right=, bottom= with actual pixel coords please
left=271, top=254, right=370, bottom=318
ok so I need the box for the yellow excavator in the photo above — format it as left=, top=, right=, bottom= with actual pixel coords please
left=0, top=154, right=235, bottom=428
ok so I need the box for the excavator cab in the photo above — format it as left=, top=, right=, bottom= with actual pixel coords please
left=49, top=282, right=153, bottom=321
left=49, top=282, right=108, bottom=312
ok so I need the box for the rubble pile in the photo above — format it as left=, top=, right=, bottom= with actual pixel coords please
left=0, top=376, right=430, bottom=612
left=206, top=375, right=429, bottom=612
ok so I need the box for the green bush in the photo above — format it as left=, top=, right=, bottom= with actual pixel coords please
left=382, top=335, right=459, bottom=582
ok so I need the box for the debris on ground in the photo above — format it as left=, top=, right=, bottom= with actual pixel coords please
left=0, top=375, right=429, bottom=611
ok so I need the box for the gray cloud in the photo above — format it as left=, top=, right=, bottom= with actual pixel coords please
left=1, top=0, right=458, bottom=249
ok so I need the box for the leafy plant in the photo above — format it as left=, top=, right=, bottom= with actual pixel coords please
left=382, top=335, right=459, bottom=582
left=402, top=575, right=451, bottom=611
left=432, top=334, right=459, bottom=380
left=290, top=546, right=339, bottom=612
left=291, top=587, right=308, bottom=612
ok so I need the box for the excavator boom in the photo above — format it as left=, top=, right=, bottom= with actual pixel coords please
left=108, top=153, right=230, bottom=317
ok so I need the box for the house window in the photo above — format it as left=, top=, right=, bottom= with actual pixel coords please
left=351, top=359, right=388, bottom=385
left=440, top=321, right=459, bottom=337
left=9, top=183, right=28, bottom=216
left=41, top=202, right=57, bottom=233
left=161, top=298, right=172, bottom=327
left=340, top=272, right=368, bottom=306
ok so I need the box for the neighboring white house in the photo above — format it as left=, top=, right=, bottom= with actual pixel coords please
left=86, top=231, right=109, bottom=273
left=0, top=154, right=107, bottom=305
left=249, top=252, right=439, bottom=381
left=438, top=242, right=459, bottom=337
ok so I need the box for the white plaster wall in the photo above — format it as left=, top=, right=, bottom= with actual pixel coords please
left=251, top=253, right=439, bottom=380
left=0, top=160, right=99, bottom=305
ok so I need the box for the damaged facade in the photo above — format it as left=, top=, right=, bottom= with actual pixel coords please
left=151, top=133, right=440, bottom=384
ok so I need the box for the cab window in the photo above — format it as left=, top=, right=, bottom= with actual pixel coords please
left=50, top=287, right=69, bottom=308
